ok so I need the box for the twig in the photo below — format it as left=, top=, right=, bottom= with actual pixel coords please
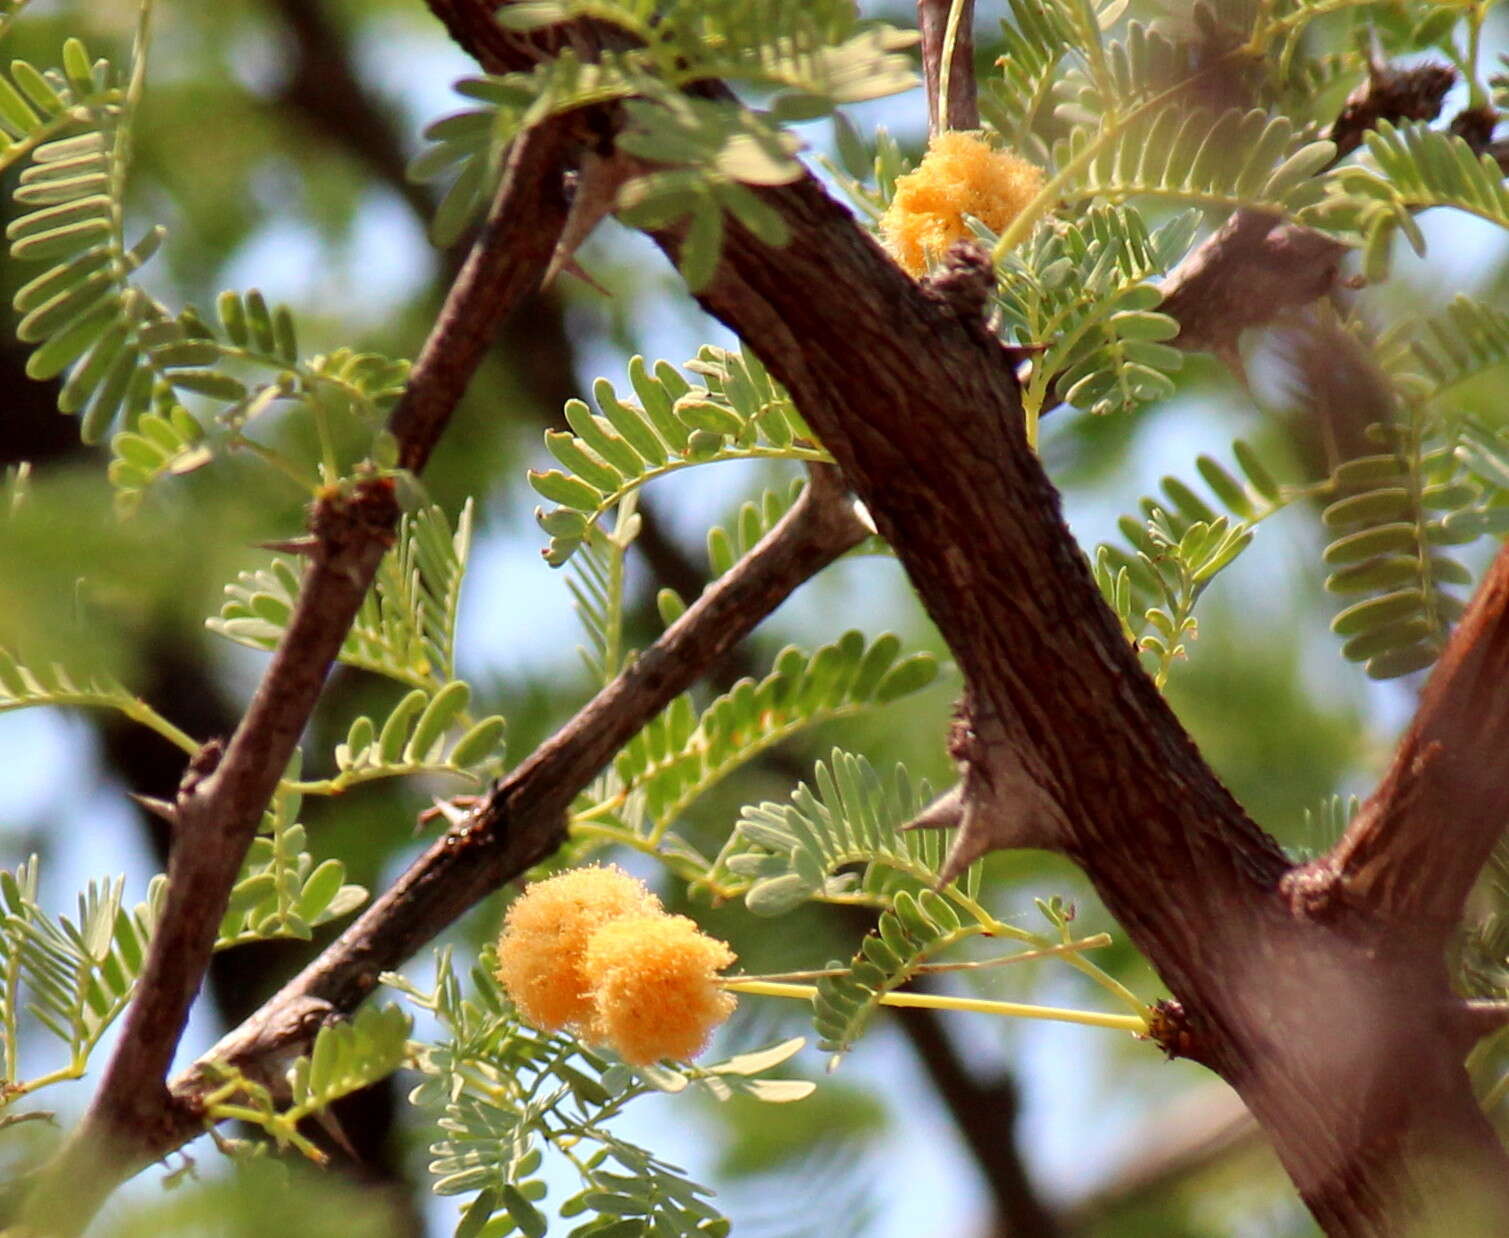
left=1456, top=999, right=1509, bottom=1043
left=736, top=933, right=1112, bottom=981
left=1303, top=543, right=1509, bottom=937
left=1159, top=59, right=1458, bottom=368
left=20, top=110, right=578, bottom=1238
left=917, top=0, right=977, bottom=135
left=138, top=467, right=865, bottom=1159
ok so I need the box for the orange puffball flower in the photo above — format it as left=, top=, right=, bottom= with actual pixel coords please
left=494, top=866, right=662, bottom=1032
left=878, top=130, right=1044, bottom=276
left=582, top=914, right=737, bottom=1065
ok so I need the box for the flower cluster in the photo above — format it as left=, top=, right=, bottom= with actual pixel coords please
left=878, top=130, right=1044, bottom=276
left=495, top=866, right=737, bottom=1065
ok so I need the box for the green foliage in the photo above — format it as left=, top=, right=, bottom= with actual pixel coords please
left=0, top=857, right=154, bottom=1097
left=211, top=502, right=479, bottom=693
left=1380, top=294, right=1509, bottom=402
left=603, top=633, right=939, bottom=848
left=695, top=481, right=890, bottom=585
left=0, top=37, right=121, bottom=176
left=411, top=0, right=916, bottom=274
left=0, top=646, right=195, bottom=751
left=1303, top=298, right=1509, bottom=679
left=991, top=204, right=1196, bottom=419
left=531, top=347, right=825, bottom=565
left=392, top=950, right=809, bottom=1238
left=3, top=25, right=408, bottom=509
left=712, top=749, right=974, bottom=917
left=313, top=686, right=507, bottom=794
left=1306, top=122, right=1509, bottom=280
left=289, top=1003, right=413, bottom=1112
left=217, top=768, right=368, bottom=948
left=1318, top=439, right=1474, bottom=679
left=1095, top=444, right=1291, bottom=685
left=981, top=0, right=1080, bottom=163
left=567, top=508, right=638, bottom=686
left=1066, top=106, right=1334, bottom=216
left=813, top=889, right=976, bottom=1065
left=9, top=0, right=1509, bottom=1231
left=200, top=1003, right=413, bottom=1159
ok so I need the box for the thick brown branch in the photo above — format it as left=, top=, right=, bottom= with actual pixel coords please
left=1316, top=543, right=1509, bottom=935
left=1157, top=210, right=1346, bottom=367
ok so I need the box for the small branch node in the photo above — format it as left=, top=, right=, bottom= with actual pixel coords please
left=179, top=739, right=225, bottom=800
left=921, top=695, right=1067, bottom=886
left=1144, top=998, right=1207, bottom=1062
left=921, top=240, right=995, bottom=324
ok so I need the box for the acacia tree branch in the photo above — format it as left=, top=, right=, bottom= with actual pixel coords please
left=21, top=114, right=577, bottom=1236
left=675, top=159, right=1509, bottom=1238
left=407, top=6, right=1509, bottom=1230
left=147, top=465, right=867, bottom=1128
left=1157, top=61, right=1458, bottom=366
left=1305, top=543, right=1509, bottom=937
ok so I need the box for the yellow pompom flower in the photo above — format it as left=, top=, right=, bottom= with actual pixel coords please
left=878, top=130, right=1044, bottom=276
left=494, top=866, right=662, bottom=1032
left=581, top=914, right=737, bottom=1065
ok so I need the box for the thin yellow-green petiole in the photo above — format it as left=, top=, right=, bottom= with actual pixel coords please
left=722, top=978, right=1149, bottom=1033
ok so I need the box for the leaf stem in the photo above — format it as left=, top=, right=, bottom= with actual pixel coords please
left=722, top=978, right=1148, bottom=1032
left=936, top=0, right=969, bottom=133
left=736, top=933, right=1112, bottom=981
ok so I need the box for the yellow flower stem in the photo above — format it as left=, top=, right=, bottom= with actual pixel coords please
left=1024, top=402, right=1041, bottom=450
left=936, top=0, right=970, bottom=133
left=739, top=934, right=1114, bottom=984
left=723, top=978, right=1149, bottom=1033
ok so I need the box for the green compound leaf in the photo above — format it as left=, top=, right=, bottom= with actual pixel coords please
left=531, top=347, right=826, bottom=566
left=992, top=203, right=1196, bottom=419
left=288, top=1003, right=413, bottom=1112
left=1093, top=442, right=1292, bottom=684
left=610, top=633, right=939, bottom=838
left=1, top=856, right=156, bottom=1072
left=218, top=760, right=369, bottom=947
left=813, top=890, right=977, bottom=1066
left=211, top=502, right=476, bottom=692
left=714, top=750, right=978, bottom=916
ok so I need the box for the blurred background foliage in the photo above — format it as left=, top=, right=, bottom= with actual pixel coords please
left=2, top=0, right=1508, bottom=1235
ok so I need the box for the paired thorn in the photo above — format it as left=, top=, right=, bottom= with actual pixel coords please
left=902, top=696, right=1068, bottom=887
left=129, top=794, right=179, bottom=829
left=256, top=536, right=319, bottom=556
left=545, top=150, right=636, bottom=291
